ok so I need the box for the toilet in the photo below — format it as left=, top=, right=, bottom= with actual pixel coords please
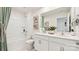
left=26, top=40, right=34, bottom=51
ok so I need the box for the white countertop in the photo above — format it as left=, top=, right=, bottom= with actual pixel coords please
left=35, top=32, right=79, bottom=41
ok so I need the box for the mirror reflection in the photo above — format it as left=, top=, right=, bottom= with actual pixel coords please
left=41, top=7, right=71, bottom=33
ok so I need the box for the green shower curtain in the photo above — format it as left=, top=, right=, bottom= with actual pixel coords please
left=0, top=7, right=11, bottom=51
left=41, top=16, right=44, bottom=28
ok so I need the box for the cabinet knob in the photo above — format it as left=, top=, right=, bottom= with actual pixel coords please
left=76, top=42, right=79, bottom=45
left=60, top=47, right=64, bottom=51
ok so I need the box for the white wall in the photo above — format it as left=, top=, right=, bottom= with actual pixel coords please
left=6, top=8, right=26, bottom=51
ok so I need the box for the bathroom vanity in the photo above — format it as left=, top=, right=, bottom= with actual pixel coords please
left=33, top=33, right=79, bottom=51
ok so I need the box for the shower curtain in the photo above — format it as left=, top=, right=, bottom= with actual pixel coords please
left=0, top=7, right=11, bottom=51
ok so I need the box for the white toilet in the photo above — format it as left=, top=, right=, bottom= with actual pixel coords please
left=26, top=39, right=34, bottom=51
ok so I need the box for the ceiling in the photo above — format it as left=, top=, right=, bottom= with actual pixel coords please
left=12, top=7, right=42, bottom=13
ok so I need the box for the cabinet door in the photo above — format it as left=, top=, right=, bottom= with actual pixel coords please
left=34, top=38, right=41, bottom=51
left=49, top=42, right=61, bottom=51
left=34, top=38, right=48, bottom=51
left=40, top=40, right=48, bottom=51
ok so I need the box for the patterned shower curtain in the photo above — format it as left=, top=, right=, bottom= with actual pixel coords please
left=0, top=7, right=11, bottom=51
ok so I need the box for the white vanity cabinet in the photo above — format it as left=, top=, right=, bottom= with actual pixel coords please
left=33, top=33, right=79, bottom=51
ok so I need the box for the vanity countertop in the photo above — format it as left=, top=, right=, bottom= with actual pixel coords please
left=35, top=32, right=79, bottom=41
